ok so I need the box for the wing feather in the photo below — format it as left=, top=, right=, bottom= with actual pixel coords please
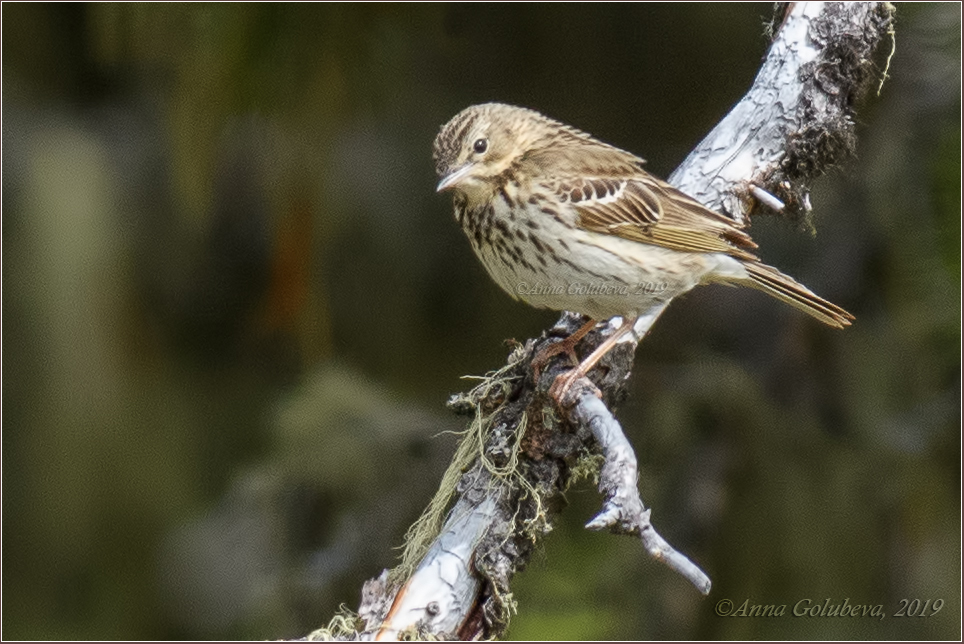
left=571, top=174, right=759, bottom=261
left=520, top=138, right=759, bottom=261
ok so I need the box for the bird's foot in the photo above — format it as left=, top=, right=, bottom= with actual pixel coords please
left=531, top=318, right=596, bottom=381
left=549, top=368, right=604, bottom=408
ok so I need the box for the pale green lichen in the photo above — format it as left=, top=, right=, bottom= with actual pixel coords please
left=305, top=605, right=362, bottom=640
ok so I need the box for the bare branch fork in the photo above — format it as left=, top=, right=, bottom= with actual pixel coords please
left=304, top=3, right=894, bottom=640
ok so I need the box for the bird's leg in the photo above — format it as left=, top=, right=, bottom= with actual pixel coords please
left=531, top=317, right=597, bottom=381
left=549, top=303, right=670, bottom=406
left=548, top=316, right=637, bottom=404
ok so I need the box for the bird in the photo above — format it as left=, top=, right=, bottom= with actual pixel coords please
left=433, top=102, right=853, bottom=402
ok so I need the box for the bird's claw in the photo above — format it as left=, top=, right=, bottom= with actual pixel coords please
left=549, top=370, right=601, bottom=408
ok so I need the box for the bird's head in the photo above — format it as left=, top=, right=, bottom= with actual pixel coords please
left=433, top=103, right=559, bottom=198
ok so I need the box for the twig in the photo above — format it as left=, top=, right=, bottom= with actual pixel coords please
left=569, top=387, right=711, bottom=595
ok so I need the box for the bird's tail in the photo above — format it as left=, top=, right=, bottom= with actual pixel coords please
left=742, top=262, right=854, bottom=329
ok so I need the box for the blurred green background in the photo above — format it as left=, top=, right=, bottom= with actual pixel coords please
left=2, top=3, right=959, bottom=640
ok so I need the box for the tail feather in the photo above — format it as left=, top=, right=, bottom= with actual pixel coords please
left=743, top=262, right=854, bottom=329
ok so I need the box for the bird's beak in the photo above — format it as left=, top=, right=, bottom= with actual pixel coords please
left=436, top=164, right=474, bottom=192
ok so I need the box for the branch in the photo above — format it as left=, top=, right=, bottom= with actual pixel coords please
left=669, top=1, right=895, bottom=225
left=570, top=387, right=711, bottom=595
left=302, top=2, right=894, bottom=640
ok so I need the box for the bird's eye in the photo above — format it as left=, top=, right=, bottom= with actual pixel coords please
left=473, top=138, right=488, bottom=154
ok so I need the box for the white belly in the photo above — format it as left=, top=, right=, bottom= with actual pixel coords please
left=469, top=223, right=739, bottom=321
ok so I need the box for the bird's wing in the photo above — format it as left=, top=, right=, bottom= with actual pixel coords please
left=567, top=174, right=760, bottom=261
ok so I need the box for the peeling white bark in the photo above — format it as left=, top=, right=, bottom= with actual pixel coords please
left=370, top=494, right=497, bottom=640
left=670, top=2, right=888, bottom=223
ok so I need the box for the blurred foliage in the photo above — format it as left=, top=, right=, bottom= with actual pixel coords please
left=2, top=3, right=960, bottom=641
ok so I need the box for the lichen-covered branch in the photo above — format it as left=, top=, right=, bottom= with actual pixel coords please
left=301, top=3, right=894, bottom=640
